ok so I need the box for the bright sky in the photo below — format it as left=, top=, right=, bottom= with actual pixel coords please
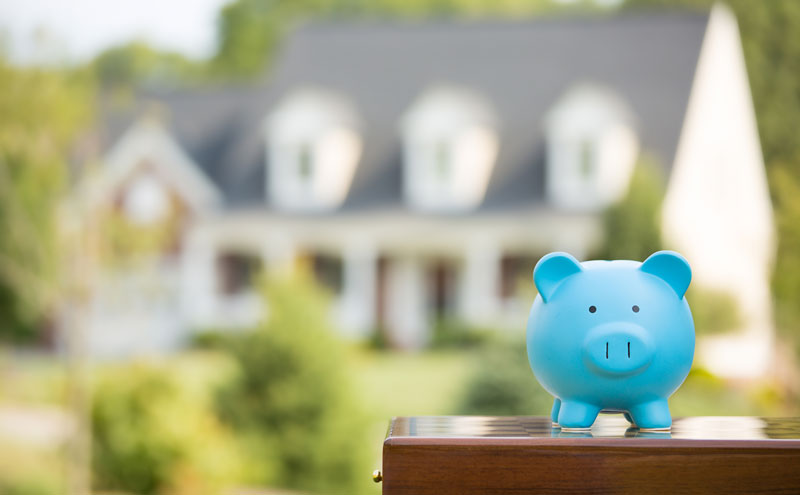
left=0, top=0, right=232, bottom=64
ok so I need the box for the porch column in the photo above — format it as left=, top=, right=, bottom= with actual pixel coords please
left=339, top=241, right=377, bottom=339
left=385, top=257, right=428, bottom=349
left=460, top=240, right=501, bottom=325
left=181, top=226, right=217, bottom=329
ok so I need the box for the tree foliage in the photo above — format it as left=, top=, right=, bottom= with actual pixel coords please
left=215, top=272, right=371, bottom=494
left=594, top=157, right=665, bottom=261
left=457, top=336, right=552, bottom=415
left=0, top=60, right=90, bottom=341
left=685, top=285, right=741, bottom=336
left=770, top=164, right=800, bottom=348
left=91, top=356, right=245, bottom=495
left=92, top=42, right=203, bottom=90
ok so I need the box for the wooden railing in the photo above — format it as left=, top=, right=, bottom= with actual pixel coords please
left=378, top=415, right=800, bottom=494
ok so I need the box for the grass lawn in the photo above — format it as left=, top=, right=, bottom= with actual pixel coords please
left=350, top=348, right=474, bottom=419
left=0, top=344, right=793, bottom=495
left=348, top=347, right=474, bottom=488
left=0, top=350, right=68, bottom=495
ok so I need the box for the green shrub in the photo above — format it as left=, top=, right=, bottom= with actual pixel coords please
left=429, top=319, right=495, bottom=350
left=685, top=286, right=742, bottom=335
left=91, top=354, right=244, bottom=495
left=593, top=156, right=665, bottom=261
left=215, top=272, right=371, bottom=494
left=456, top=336, right=552, bottom=416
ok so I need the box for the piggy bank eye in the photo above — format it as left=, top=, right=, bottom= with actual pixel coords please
left=632, top=305, right=640, bottom=313
left=589, top=305, right=597, bottom=313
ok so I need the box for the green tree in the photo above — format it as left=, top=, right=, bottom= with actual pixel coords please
left=0, top=59, right=90, bottom=341
left=92, top=42, right=203, bottom=90
left=91, top=356, right=245, bottom=495
left=685, top=285, right=740, bottom=336
left=594, top=157, right=665, bottom=261
left=457, top=336, right=552, bottom=415
left=770, top=164, right=800, bottom=350
left=215, top=272, right=371, bottom=494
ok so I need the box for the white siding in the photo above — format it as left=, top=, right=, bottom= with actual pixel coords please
left=662, top=4, right=775, bottom=379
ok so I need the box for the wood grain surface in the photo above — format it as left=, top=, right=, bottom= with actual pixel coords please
left=381, top=416, right=800, bottom=494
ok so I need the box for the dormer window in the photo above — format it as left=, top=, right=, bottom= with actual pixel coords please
left=401, top=86, right=499, bottom=212
left=579, top=140, right=594, bottom=179
left=545, top=84, right=639, bottom=211
left=266, top=89, right=362, bottom=212
left=433, top=141, right=451, bottom=181
left=297, top=144, right=314, bottom=181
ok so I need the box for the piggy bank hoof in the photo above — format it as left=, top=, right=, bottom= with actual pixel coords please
left=559, top=426, right=592, bottom=432
left=637, top=426, right=672, bottom=432
left=623, top=412, right=636, bottom=426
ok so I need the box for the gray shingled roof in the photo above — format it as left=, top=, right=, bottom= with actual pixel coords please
left=101, top=13, right=709, bottom=212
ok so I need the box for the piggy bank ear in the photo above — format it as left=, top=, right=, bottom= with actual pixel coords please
left=640, top=250, right=691, bottom=299
left=533, top=252, right=582, bottom=303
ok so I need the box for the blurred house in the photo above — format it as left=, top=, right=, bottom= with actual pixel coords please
left=80, top=5, right=774, bottom=378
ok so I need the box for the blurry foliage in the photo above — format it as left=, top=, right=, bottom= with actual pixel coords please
left=671, top=367, right=787, bottom=416
left=0, top=435, right=64, bottom=495
left=92, top=42, right=204, bottom=90
left=770, top=164, right=800, bottom=350
left=365, top=324, right=390, bottom=350
left=624, top=0, right=800, bottom=348
left=0, top=352, right=67, bottom=405
left=457, top=335, right=552, bottom=415
left=100, top=210, right=182, bottom=266
left=0, top=59, right=91, bottom=341
left=685, top=285, right=741, bottom=335
left=94, top=273, right=372, bottom=494
left=91, top=355, right=245, bottom=495
left=430, top=318, right=496, bottom=350
left=215, top=272, right=371, bottom=494
left=594, top=157, right=665, bottom=261
left=0, top=480, right=54, bottom=495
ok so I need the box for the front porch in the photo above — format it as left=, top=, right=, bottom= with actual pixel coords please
left=179, top=210, right=600, bottom=348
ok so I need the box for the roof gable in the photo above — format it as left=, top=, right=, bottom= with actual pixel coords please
left=103, top=116, right=222, bottom=212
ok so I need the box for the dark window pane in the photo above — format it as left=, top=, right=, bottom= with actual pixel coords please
left=312, top=254, right=343, bottom=294
left=217, top=251, right=262, bottom=295
left=500, top=255, right=539, bottom=300
left=298, top=144, right=314, bottom=180
left=579, top=140, right=593, bottom=179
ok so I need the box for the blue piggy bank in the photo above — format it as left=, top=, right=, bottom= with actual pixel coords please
left=526, top=251, right=695, bottom=430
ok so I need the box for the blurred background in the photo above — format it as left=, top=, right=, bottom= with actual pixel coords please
left=0, top=0, right=799, bottom=493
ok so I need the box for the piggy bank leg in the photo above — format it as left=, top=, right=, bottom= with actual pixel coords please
left=551, top=398, right=562, bottom=425
left=557, top=401, right=600, bottom=429
left=629, top=399, right=671, bottom=430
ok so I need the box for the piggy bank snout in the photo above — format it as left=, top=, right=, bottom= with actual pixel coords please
left=582, top=323, right=654, bottom=377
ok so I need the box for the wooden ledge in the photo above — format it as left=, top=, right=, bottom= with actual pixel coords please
left=381, top=415, right=800, bottom=494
